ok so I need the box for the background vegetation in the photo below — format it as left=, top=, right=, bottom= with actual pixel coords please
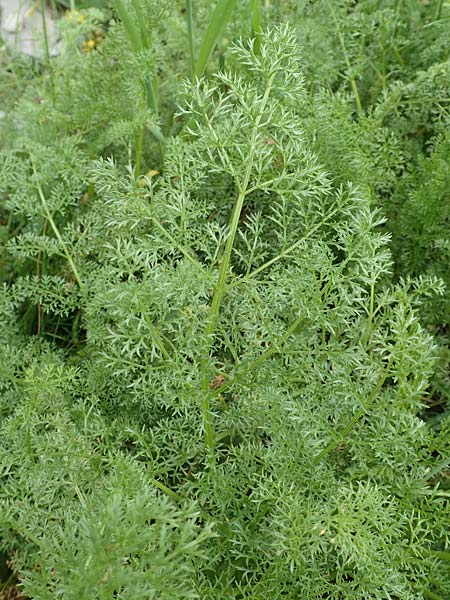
left=0, top=1, right=449, bottom=598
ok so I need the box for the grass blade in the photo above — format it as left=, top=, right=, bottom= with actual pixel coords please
left=250, top=0, right=262, bottom=54
left=194, top=0, right=237, bottom=78
left=113, top=0, right=143, bottom=52
left=113, top=0, right=165, bottom=155
left=132, top=0, right=148, bottom=48
left=186, top=0, right=196, bottom=79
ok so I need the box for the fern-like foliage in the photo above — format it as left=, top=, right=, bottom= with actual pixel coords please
left=0, top=6, right=449, bottom=599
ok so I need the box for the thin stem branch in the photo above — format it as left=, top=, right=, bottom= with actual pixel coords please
left=227, top=203, right=342, bottom=291
left=151, top=217, right=207, bottom=276
left=313, top=353, right=395, bottom=464
left=32, top=163, right=83, bottom=290
left=326, top=1, right=363, bottom=115
left=199, top=74, right=275, bottom=468
left=36, top=219, right=48, bottom=335
left=135, top=125, right=144, bottom=178
left=362, top=280, right=375, bottom=346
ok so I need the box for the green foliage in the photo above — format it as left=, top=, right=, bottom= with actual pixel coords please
left=389, top=134, right=450, bottom=326
left=193, top=0, right=237, bottom=78
left=0, top=2, right=449, bottom=599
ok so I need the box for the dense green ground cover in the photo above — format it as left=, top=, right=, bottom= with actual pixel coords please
left=0, top=1, right=449, bottom=598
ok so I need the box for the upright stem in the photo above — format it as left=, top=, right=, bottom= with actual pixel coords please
left=362, top=281, right=375, bottom=347
left=434, top=0, right=444, bottom=20
left=32, top=163, right=83, bottom=290
left=186, top=0, right=196, bottom=80
left=145, top=78, right=159, bottom=116
left=200, top=74, right=275, bottom=469
left=327, top=1, right=363, bottom=116
left=36, top=220, right=48, bottom=335
left=135, top=125, right=144, bottom=178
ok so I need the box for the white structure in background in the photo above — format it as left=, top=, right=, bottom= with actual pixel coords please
left=0, top=0, right=59, bottom=58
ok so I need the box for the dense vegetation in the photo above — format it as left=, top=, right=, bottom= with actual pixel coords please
left=0, top=1, right=449, bottom=598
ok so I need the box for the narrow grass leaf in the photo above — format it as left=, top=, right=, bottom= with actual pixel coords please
left=186, top=0, right=196, bottom=79
left=113, top=0, right=143, bottom=52
left=250, top=0, right=262, bottom=54
left=194, top=0, right=237, bottom=78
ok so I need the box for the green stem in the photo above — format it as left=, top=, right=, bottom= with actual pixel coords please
left=151, top=478, right=184, bottom=502
left=249, top=315, right=305, bottom=372
left=32, top=164, right=83, bottom=290
left=135, top=125, right=144, bottom=178
left=143, top=314, right=172, bottom=361
left=143, top=79, right=166, bottom=153
left=327, top=1, right=363, bottom=115
left=186, top=0, right=196, bottom=79
left=144, top=78, right=159, bottom=116
left=434, top=0, right=444, bottom=20
left=250, top=0, right=262, bottom=55
left=201, top=313, right=308, bottom=414
left=422, top=549, right=450, bottom=563
left=114, top=0, right=164, bottom=146
left=151, top=217, right=207, bottom=275
left=151, top=477, right=232, bottom=535
left=349, top=72, right=363, bottom=116
left=362, top=281, right=375, bottom=346
left=313, top=353, right=394, bottom=464
left=200, top=74, right=275, bottom=467
left=227, top=203, right=342, bottom=290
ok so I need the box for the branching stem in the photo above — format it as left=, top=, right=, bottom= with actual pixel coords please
left=313, top=353, right=395, bottom=464
left=200, top=74, right=275, bottom=468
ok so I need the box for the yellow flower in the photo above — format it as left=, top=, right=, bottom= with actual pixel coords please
left=67, top=10, right=86, bottom=24
left=82, top=39, right=96, bottom=53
